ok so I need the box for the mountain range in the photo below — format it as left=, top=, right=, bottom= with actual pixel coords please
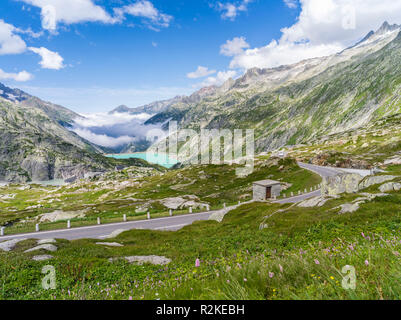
left=138, top=21, right=401, bottom=151
left=0, top=85, right=158, bottom=182
left=1, top=21, right=401, bottom=182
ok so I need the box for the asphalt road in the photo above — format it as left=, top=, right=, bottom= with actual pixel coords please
left=0, top=162, right=352, bottom=241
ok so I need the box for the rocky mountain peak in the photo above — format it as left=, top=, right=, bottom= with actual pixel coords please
left=109, top=105, right=131, bottom=114
left=376, top=21, right=400, bottom=35
left=0, top=82, right=29, bottom=103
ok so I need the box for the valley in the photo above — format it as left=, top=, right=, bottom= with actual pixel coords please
left=0, top=17, right=400, bottom=302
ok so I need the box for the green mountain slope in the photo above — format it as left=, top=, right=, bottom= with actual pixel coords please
left=0, top=90, right=162, bottom=183
left=146, top=23, right=401, bottom=153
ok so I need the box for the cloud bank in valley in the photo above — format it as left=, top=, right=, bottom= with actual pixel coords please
left=71, top=111, right=162, bottom=149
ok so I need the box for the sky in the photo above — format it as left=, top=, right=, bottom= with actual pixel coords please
left=1, top=0, right=401, bottom=113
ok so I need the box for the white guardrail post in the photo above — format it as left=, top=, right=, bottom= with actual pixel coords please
left=35, top=224, right=40, bottom=232
left=0, top=227, right=4, bottom=236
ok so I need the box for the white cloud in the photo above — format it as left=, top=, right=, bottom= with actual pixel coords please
left=220, top=36, right=250, bottom=56
left=29, top=47, right=64, bottom=70
left=0, top=19, right=61, bottom=76
left=200, top=70, right=237, bottom=87
left=74, top=112, right=152, bottom=128
left=114, top=1, right=173, bottom=29
left=72, top=127, right=135, bottom=148
left=14, top=27, right=43, bottom=39
left=71, top=112, right=160, bottom=148
left=284, top=0, right=298, bottom=9
left=225, top=0, right=401, bottom=70
left=20, top=0, right=116, bottom=32
left=0, top=20, right=27, bottom=55
left=229, top=40, right=342, bottom=69
left=0, top=69, right=33, bottom=82
left=187, top=66, right=216, bottom=79
left=216, top=0, right=253, bottom=20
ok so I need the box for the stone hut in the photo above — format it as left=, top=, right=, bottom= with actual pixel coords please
left=253, top=180, right=282, bottom=200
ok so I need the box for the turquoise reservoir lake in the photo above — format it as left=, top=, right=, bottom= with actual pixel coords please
left=107, top=153, right=179, bottom=168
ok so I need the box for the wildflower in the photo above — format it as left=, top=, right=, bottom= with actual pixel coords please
left=330, top=276, right=335, bottom=280
left=195, top=259, right=200, bottom=268
left=244, top=278, right=248, bottom=282
left=314, top=259, right=320, bottom=265
left=279, top=264, right=284, bottom=273
left=361, top=232, right=365, bottom=238
left=227, top=280, right=230, bottom=284
left=269, top=272, right=275, bottom=278
left=129, top=296, right=133, bottom=300
left=365, top=260, right=369, bottom=266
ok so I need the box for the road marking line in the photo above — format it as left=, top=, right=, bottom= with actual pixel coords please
left=154, top=224, right=188, bottom=230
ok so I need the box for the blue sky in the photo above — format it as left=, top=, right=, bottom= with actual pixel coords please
left=0, top=0, right=300, bottom=112
left=0, top=0, right=400, bottom=113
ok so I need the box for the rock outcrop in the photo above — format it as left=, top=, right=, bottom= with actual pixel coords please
left=384, top=156, right=401, bottom=165
left=298, top=196, right=336, bottom=207
left=24, top=244, right=58, bottom=253
left=159, top=196, right=208, bottom=210
left=337, top=203, right=361, bottom=214
left=109, top=256, right=171, bottom=265
left=321, top=173, right=364, bottom=196
left=0, top=238, right=27, bottom=252
left=96, top=242, right=123, bottom=247
left=37, top=209, right=88, bottom=223
left=32, top=255, right=53, bottom=261
left=379, top=182, right=401, bottom=192
left=358, top=175, right=397, bottom=190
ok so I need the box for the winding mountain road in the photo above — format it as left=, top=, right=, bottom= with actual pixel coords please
left=0, top=163, right=368, bottom=241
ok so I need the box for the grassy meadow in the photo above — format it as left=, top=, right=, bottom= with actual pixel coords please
left=0, top=164, right=400, bottom=300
